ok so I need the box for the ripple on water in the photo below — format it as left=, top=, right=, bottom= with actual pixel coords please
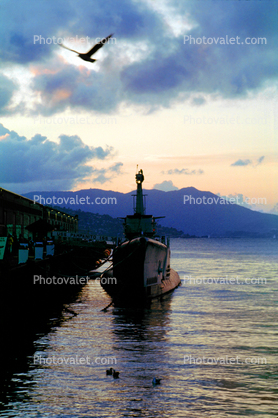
left=0, top=238, right=278, bottom=417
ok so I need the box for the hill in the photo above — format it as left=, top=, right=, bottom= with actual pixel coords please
left=50, top=206, right=185, bottom=238
left=24, top=187, right=278, bottom=237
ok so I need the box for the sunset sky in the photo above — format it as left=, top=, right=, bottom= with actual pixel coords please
left=0, top=0, right=277, bottom=213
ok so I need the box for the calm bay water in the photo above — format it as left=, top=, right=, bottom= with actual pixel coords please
left=0, top=238, right=277, bottom=417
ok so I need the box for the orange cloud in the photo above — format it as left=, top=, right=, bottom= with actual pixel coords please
left=30, top=66, right=59, bottom=76
left=51, top=89, right=72, bottom=103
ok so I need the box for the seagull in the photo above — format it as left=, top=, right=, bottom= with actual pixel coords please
left=59, top=34, right=113, bottom=62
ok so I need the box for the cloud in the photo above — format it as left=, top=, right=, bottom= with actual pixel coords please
left=153, top=180, right=179, bottom=192
left=218, top=192, right=268, bottom=212
left=120, top=1, right=278, bottom=107
left=0, top=123, right=115, bottom=190
left=162, top=168, right=204, bottom=175
left=91, top=163, right=124, bottom=184
left=270, top=203, right=278, bottom=214
left=109, top=162, right=124, bottom=173
left=256, top=156, right=265, bottom=165
left=0, top=0, right=163, bottom=65
left=191, top=96, right=206, bottom=106
left=231, top=156, right=265, bottom=167
left=231, top=159, right=252, bottom=167
left=0, top=0, right=277, bottom=116
left=0, top=74, right=18, bottom=115
left=30, top=60, right=121, bottom=116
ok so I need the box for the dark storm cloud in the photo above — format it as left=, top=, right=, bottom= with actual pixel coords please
left=162, top=168, right=204, bottom=175
left=0, top=1, right=73, bottom=64
left=0, top=124, right=114, bottom=189
left=121, top=1, right=278, bottom=105
left=0, top=0, right=277, bottom=115
left=0, top=0, right=162, bottom=65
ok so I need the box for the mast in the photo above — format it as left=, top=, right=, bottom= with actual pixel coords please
left=135, top=168, right=145, bottom=215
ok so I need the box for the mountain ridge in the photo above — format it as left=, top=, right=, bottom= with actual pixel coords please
left=24, top=187, right=278, bottom=237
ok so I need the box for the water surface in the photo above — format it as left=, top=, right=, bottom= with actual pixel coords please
left=1, top=238, right=277, bottom=417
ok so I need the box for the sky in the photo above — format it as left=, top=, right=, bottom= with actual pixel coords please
left=0, top=0, right=277, bottom=213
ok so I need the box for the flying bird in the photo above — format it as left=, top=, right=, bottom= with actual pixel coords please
left=59, top=34, right=113, bottom=62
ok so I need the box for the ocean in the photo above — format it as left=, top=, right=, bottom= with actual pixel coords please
left=0, top=238, right=277, bottom=417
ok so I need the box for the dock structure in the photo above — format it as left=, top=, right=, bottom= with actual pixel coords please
left=0, top=187, right=115, bottom=276
left=0, top=187, right=80, bottom=265
left=0, top=188, right=77, bottom=271
left=0, top=189, right=115, bottom=332
left=0, top=187, right=78, bottom=241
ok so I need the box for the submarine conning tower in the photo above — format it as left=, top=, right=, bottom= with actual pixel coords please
left=135, top=169, right=145, bottom=215
left=123, top=168, right=165, bottom=240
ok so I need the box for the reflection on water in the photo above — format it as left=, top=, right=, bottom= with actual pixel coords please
left=0, top=285, right=83, bottom=414
left=0, top=238, right=278, bottom=417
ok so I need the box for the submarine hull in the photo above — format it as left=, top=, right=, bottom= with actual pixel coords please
left=101, top=236, right=181, bottom=300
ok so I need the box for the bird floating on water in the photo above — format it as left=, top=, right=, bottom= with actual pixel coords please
left=152, top=378, right=161, bottom=385
left=59, top=33, right=113, bottom=63
left=106, top=367, right=114, bottom=375
left=113, top=370, right=120, bottom=378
